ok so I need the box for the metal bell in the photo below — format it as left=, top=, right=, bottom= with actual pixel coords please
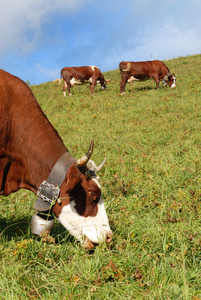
left=31, top=213, right=55, bottom=235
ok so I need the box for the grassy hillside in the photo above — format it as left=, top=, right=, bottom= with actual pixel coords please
left=1, top=54, right=201, bottom=299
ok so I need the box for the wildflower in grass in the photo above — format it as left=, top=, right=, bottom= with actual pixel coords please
left=13, top=239, right=33, bottom=256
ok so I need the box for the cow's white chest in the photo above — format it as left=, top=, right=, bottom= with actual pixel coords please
left=70, top=77, right=92, bottom=86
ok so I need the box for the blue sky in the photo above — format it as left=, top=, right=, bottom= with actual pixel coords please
left=1, top=0, right=201, bottom=85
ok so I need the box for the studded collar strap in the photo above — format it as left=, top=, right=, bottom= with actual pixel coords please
left=34, top=152, right=76, bottom=212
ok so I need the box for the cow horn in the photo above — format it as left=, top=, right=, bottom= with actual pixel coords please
left=96, top=158, right=106, bottom=172
left=77, top=139, right=94, bottom=167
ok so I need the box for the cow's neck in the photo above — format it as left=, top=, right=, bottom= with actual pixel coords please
left=2, top=143, right=68, bottom=197
left=2, top=108, right=69, bottom=196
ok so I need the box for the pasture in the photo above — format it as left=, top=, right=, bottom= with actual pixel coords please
left=0, top=54, right=201, bottom=299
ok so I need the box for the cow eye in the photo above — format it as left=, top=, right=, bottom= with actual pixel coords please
left=88, top=191, right=96, bottom=197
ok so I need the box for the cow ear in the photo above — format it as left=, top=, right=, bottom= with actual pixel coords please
left=65, top=164, right=82, bottom=193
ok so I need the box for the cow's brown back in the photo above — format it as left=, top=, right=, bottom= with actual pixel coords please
left=0, top=70, right=67, bottom=196
left=60, top=66, right=107, bottom=96
left=119, top=60, right=174, bottom=94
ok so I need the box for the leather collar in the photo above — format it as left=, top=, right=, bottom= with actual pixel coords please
left=34, top=152, right=76, bottom=212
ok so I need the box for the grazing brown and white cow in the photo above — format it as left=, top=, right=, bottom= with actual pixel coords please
left=60, top=66, right=110, bottom=96
left=119, top=60, right=176, bottom=95
left=0, top=69, right=112, bottom=249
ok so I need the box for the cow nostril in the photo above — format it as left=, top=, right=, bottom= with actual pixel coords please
left=105, top=232, right=113, bottom=244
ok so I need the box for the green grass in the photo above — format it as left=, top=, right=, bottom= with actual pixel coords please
left=1, top=55, right=201, bottom=299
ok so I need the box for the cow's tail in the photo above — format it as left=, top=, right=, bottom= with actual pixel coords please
left=53, top=78, right=63, bottom=85
left=58, top=74, right=63, bottom=86
left=121, top=62, right=131, bottom=72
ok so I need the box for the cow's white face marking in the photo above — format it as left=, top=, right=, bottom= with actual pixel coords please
left=171, top=75, right=176, bottom=88
left=58, top=190, right=112, bottom=245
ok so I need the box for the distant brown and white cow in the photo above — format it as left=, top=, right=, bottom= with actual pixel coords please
left=60, top=66, right=110, bottom=96
left=119, top=60, right=176, bottom=95
left=0, top=69, right=112, bottom=249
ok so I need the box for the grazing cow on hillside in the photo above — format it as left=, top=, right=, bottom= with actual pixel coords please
left=60, top=66, right=110, bottom=96
left=0, top=69, right=112, bottom=249
left=119, top=60, right=176, bottom=94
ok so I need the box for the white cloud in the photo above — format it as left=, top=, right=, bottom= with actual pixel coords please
left=35, top=63, right=60, bottom=80
left=0, top=0, right=91, bottom=56
left=101, top=16, right=201, bottom=72
left=132, top=22, right=201, bottom=61
left=1, top=0, right=201, bottom=84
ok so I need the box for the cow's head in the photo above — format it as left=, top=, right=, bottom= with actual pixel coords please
left=162, top=73, right=177, bottom=88
left=97, top=79, right=110, bottom=90
left=31, top=141, right=112, bottom=249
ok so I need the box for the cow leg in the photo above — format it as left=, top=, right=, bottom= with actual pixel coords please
left=90, top=80, right=96, bottom=94
left=63, top=80, right=72, bottom=96
left=120, top=77, right=127, bottom=95
left=153, top=76, right=160, bottom=89
left=63, top=80, right=67, bottom=96
left=67, top=84, right=72, bottom=96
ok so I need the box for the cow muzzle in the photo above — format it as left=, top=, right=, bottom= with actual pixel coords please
left=31, top=213, right=55, bottom=235
left=82, top=231, right=113, bottom=249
